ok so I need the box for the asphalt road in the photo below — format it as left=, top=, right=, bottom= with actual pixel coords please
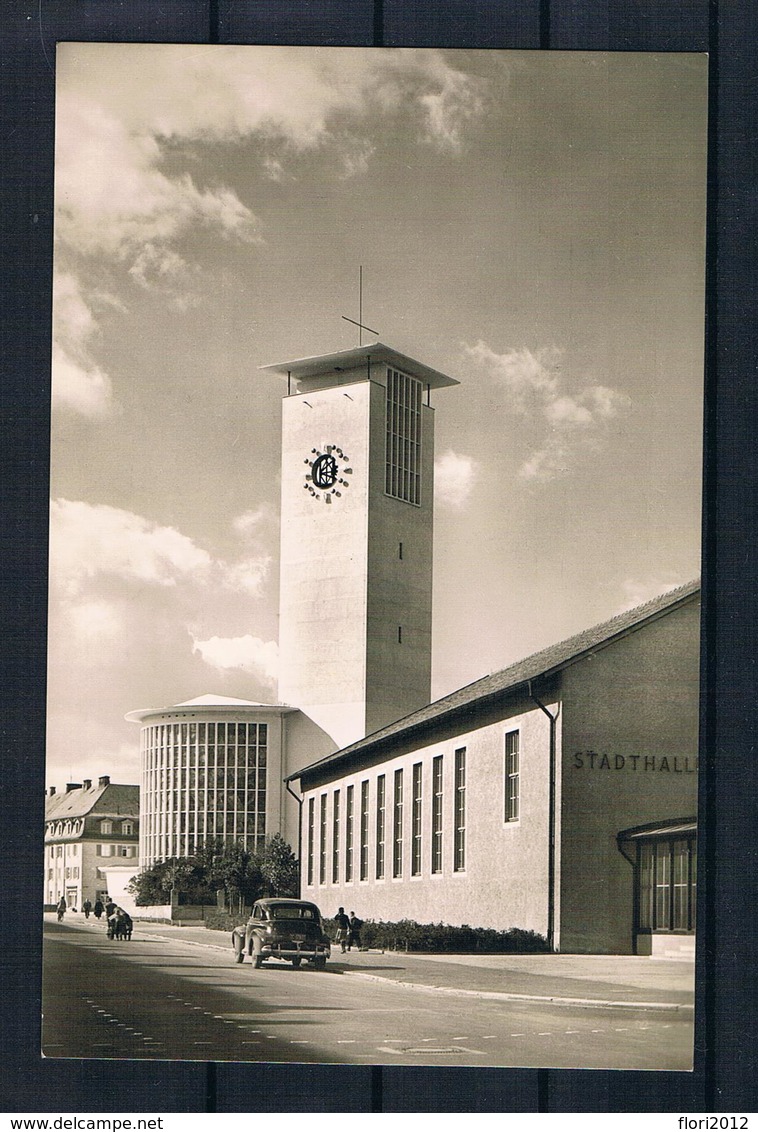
left=42, top=921, right=692, bottom=1069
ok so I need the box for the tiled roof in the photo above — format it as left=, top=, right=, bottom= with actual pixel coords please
left=291, top=580, right=700, bottom=782
left=45, top=783, right=139, bottom=822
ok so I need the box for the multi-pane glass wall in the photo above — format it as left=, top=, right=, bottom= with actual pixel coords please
left=140, top=720, right=267, bottom=865
left=638, top=837, right=696, bottom=933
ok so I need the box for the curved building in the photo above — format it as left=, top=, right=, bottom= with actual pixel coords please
left=125, top=695, right=295, bottom=867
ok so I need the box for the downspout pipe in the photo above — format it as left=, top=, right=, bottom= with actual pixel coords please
left=528, top=681, right=558, bottom=952
left=285, top=777, right=304, bottom=895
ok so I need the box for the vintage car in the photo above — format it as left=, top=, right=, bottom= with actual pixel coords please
left=232, top=897, right=331, bottom=969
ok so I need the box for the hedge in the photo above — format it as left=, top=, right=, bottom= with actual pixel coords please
left=324, top=917, right=549, bottom=954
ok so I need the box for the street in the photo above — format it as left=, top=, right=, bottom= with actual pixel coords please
left=42, top=920, right=693, bottom=1069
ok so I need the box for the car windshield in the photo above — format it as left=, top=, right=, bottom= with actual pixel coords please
left=268, top=904, right=317, bottom=921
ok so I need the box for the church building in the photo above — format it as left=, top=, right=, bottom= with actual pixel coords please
left=127, top=339, right=700, bottom=954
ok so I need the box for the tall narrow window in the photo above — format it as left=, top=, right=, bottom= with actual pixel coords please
left=375, top=775, right=386, bottom=880
left=431, top=755, right=443, bottom=873
left=505, top=730, right=520, bottom=822
left=332, top=790, right=341, bottom=884
left=360, top=780, right=369, bottom=881
left=393, top=769, right=404, bottom=877
left=319, top=794, right=327, bottom=885
left=411, top=763, right=423, bottom=875
left=307, top=797, right=315, bottom=886
left=385, top=367, right=422, bottom=504
left=345, top=784, right=355, bottom=882
left=454, top=748, right=466, bottom=872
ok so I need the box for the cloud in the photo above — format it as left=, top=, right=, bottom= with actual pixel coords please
left=50, top=498, right=273, bottom=607
left=65, top=598, right=123, bottom=641
left=50, top=499, right=215, bottom=598
left=232, top=504, right=276, bottom=538
left=191, top=633, right=278, bottom=686
left=51, top=272, right=116, bottom=416
left=435, top=450, right=479, bottom=510
left=464, top=340, right=631, bottom=482
left=53, top=46, right=493, bottom=412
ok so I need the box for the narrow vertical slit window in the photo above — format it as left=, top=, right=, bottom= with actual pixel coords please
left=332, top=789, right=341, bottom=884
left=505, top=730, right=520, bottom=822
left=360, top=780, right=369, bottom=881
left=385, top=367, right=422, bottom=504
left=375, top=774, right=386, bottom=880
left=393, top=768, right=404, bottom=878
left=345, top=784, right=354, bottom=883
left=307, top=797, right=315, bottom=886
left=431, top=755, right=443, bottom=873
left=319, top=794, right=327, bottom=885
left=454, top=748, right=466, bottom=872
left=411, top=763, right=422, bottom=876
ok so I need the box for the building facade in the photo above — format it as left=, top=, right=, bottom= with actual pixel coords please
left=125, top=696, right=295, bottom=868
left=44, top=776, right=139, bottom=908
left=289, top=583, right=700, bottom=956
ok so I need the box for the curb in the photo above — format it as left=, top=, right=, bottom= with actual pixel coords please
left=138, top=929, right=693, bottom=1014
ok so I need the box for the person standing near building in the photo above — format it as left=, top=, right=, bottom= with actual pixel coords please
left=334, top=907, right=350, bottom=953
left=56, top=897, right=66, bottom=922
left=348, top=911, right=363, bottom=951
left=82, top=899, right=92, bottom=919
left=93, top=898, right=103, bottom=920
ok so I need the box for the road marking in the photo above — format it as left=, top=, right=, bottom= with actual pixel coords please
left=510, top=1033, right=525, bottom=1037
left=615, top=1028, right=630, bottom=1032
left=538, top=1032, right=553, bottom=1036
left=565, top=1030, right=581, bottom=1034
left=337, top=1040, right=357, bottom=1044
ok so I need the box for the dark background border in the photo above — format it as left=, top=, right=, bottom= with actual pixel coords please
left=2, top=0, right=755, bottom=1113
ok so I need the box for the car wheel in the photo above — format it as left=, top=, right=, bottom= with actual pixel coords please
left=252, top=944, right=264, bottom=969
left=291, top=957, right=302, bottom=969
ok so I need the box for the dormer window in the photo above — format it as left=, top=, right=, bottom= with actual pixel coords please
left=122, top=821, right=134, bottom=836
left=100, top=819, right=113, bottom=835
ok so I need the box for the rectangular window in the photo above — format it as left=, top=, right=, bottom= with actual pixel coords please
left=639, top=838, right=696, bottom=933
left=375, top=775, right=386, bottom=880
left=319, top=795, right=327, bottom=885
left=307, top=797, right=315, bottom=886
left=385, top=367, right=422, bottom=504
left=431, top=755, right=443, bottom=873
left=332, top=790, right=340, bottom=884
left=360, top=780, right=369, bottom=881
left=411, top=763, right=423, bottom=875
left=393, top=768, right=404, bottom=878
left=505, top=730, right=520, bottom=822
left=454, top=748, right=466, bottom=872
left=345, top=785, right=354, bottom=882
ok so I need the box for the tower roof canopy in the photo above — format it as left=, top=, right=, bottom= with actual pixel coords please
left=259, top=342, right=460, bottom=390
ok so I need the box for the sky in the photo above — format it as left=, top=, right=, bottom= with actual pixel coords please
left=47, top=45, right=708, bottom=788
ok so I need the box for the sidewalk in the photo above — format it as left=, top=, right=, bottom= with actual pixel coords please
left=91, top=917, right=694, bottom=1013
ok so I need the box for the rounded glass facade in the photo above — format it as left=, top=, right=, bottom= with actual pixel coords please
left=140, top=717, right=269, bottom=866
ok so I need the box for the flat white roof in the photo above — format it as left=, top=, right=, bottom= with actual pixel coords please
left=259, top=342, right=460, bottom=390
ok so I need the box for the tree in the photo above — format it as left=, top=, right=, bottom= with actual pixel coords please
left=259, top=833, right=300, bottom=897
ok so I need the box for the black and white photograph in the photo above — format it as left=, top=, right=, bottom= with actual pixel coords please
left=43, top=43, right=707, bottom=1072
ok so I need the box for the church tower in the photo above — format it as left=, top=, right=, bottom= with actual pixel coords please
left=261, top=343, right=458, bottom=749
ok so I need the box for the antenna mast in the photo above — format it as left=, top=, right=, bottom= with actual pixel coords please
left=342, top=265, right=378, bottom=345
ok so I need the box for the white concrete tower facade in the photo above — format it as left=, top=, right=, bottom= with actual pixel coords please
left=261, top=344, right=458, bottom=749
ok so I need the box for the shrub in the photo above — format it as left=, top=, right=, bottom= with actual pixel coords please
left=203, top=909, right=249, bottom=933
left=329, top=917, right=549, bottom=954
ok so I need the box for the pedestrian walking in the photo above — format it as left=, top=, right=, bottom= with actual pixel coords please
left=334, top=907, right=350, bottom=953
left=93, top=899, right=104, bottom=920
left=56, top=897, right=66, bottom=922
left=348, top=911, right=363, bottom=951
left=104, top=899, right=116, bottom=919
left=82, top=899, right=92, bottom=919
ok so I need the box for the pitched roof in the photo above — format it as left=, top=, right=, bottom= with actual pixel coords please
left=290, top=580, right=700, bottom=783
left=45, top=782, right=139, bottom=822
